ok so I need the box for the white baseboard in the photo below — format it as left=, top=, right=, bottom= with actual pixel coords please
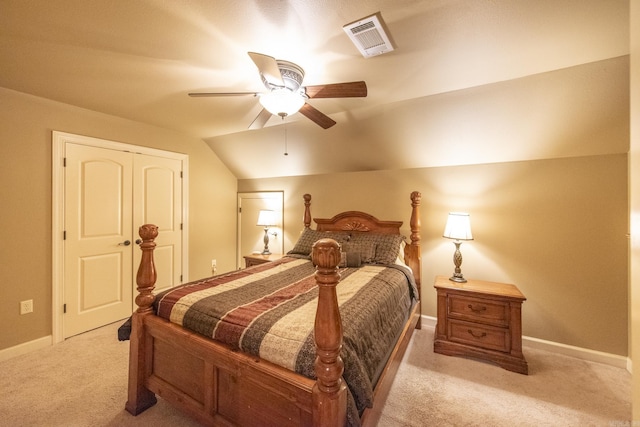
left=421, top=315, right=437, bottom=328
left=421, top=315, right=630, bottom=371
left=0, top=335, right=52, bottom=363
left=523, top=335, right=630, bottom=370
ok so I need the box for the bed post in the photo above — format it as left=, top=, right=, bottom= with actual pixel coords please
left=408, top=191, right=422, bottom=329
left=303, top=193, right=312, bottom=228
left=311, top=238, right=347, bottom=427
left=125, top=224, right=159, bottom=415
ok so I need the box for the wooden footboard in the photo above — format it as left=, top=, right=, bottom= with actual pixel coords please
left=130, top=312, right=317, bottom=425
left=126, top=191, right=422, bottom=427
left=126, top=231, right=345, bottom=426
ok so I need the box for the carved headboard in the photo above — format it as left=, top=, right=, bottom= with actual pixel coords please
left=314, top=211, right=403, bottom=235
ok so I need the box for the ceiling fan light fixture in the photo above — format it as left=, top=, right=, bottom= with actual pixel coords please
left=259, top=88, right=305, bottom=117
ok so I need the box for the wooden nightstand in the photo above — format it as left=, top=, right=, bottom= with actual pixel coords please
left=433, top=275, right=528, bottom=374
left=243, top=253, right=284, bottom=268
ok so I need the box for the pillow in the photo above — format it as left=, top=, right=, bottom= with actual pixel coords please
left=396, top=239, right=407, bottom=266
left=342, top=241, right=376, bottom=264
left=288, top=228, right=350, bottom=256
left=350, top=232, right=406, bottom=265
left=339, top=251, right=362, bottom=268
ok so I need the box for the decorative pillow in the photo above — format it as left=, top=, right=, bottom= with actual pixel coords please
left=342, top=241, right=376, bottom=264
left=339, top=252, right=362, bottom=268
left=350, top=232, right=406, bottom=265
left=288, top=228, right=350, bottom=256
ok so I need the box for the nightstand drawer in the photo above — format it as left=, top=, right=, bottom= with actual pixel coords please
left=448, top=294, right=509, bottom=327
left=448, top=319, right=510, bottom=353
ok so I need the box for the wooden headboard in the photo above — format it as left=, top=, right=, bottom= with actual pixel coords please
left=300, top=192, right=422, bottom=327
left=301, top=192, right=421, bottom=244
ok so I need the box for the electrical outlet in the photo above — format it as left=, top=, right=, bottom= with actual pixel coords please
left=211, top=259, right=217, bottom=274
left=20, top=299, right=33, bottom=315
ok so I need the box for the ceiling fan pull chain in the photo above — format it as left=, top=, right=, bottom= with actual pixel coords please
left=283, top=115, right=289, bottom=156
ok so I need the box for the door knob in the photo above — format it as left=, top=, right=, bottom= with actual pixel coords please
left=135, top=239, right=142, bottom=245
left=119, top=240, right=131, bottom=246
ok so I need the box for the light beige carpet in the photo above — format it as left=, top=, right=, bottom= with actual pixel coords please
left=0, top=321, right=631, bottom=426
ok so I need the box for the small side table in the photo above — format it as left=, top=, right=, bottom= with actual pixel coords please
left=243, top=253, right=284, bottom=268
left=433, top=275, right=528, bottom=374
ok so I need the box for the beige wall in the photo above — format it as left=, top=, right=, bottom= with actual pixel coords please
left=629, top=0, right=639, bottom=420
left=0, top=88, right=238, bottom=351
left=239, top=153, right=628, bottom=356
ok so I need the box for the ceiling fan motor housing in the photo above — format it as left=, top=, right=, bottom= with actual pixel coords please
left=261, top=60, right=305, bottom=93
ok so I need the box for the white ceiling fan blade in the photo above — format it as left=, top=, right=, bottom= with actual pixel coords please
left=189, top=92, right=258, bottom=98
left=248, top=108, right=273, bottom=130
left=248, top=52, right=284, bottom=88
left=188, top=92, right=258, bottom=97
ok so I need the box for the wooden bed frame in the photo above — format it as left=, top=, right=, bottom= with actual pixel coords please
left=125, top=191, right=422, bottom=427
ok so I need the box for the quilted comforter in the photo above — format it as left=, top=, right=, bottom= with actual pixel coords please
left=153, top=255, right=417, bottom=422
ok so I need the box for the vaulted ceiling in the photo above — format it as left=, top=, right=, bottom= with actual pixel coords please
left=0, top=0, right=629, bottom=179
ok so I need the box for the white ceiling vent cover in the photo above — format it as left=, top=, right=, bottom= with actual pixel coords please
left=343, top=13, right=394, bottom=58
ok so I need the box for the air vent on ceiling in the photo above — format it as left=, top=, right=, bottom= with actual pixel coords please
left=343, top=13, right=394, bottom=58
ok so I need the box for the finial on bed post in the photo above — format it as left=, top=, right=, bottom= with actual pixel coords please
left=303, top=194, right=312, bottom=229
left=311, top=238, right=347, bottom=427
left=135, top=224, right=158, bottom=313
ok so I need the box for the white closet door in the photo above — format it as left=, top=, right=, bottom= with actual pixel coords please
left=132, top=153, right=183, bottom=295
left=63, top=144, right=184, bottom=338
left=64, top=143, right=134, bottom=337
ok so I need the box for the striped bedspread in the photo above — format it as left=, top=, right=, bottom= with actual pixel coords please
left=153, top=255, right=417, bottom=419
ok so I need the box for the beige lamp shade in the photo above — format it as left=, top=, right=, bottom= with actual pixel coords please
left=256, top=209, right=276, bottom=227
left=443, top=212, right=473, bottom=241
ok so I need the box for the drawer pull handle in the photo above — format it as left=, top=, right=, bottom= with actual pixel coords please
left=468, top=304, right=487, bottom=313
left=468, top=329, right=487, bottom=339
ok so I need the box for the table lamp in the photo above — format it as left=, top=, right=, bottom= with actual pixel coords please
left=443, top=212, right=473, bottom=283
left=256, top=209, right=276, bottom=255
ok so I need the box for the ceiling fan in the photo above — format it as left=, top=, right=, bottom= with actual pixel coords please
left=188, top=52, right=367, bottom=130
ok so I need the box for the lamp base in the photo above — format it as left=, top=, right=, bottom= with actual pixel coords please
left=449, top=240, right=467, bottom=283
left=261, top=227, right=271, bottom=255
